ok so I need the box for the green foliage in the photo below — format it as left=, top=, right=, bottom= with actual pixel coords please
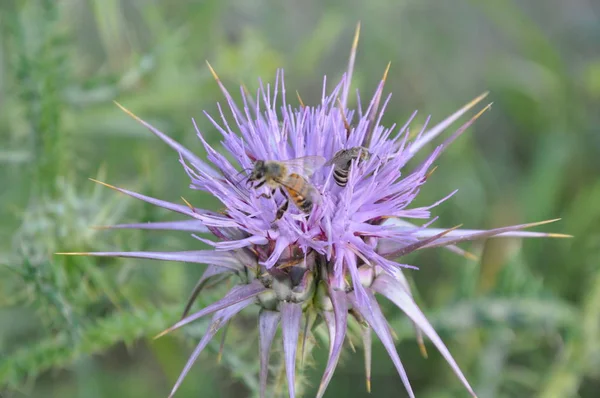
left=0, top=304, right=179, bottom=390
left=0, top=0, right=598, bottom=397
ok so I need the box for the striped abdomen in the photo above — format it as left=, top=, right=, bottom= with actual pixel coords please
left=333, top=165, right=351, bottom=187
left=282, top=173, right=315, bottom=213
left=329, top=147, right=372, bottom=187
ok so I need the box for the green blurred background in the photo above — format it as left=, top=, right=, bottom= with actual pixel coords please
left=0, top=0, right=598, bottom=397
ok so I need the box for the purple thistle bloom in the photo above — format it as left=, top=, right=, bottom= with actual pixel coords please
left=60, top=24, right=570, bottom=398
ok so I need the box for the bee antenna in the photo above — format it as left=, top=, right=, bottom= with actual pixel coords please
left=226, top=167, right=253, bottom=189
left=233, top=167, right=252, bottom=178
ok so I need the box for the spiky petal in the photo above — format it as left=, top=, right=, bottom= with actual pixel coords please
left=349, top=290, right=415, bottom=398
left=373, top=274, right=477, bottom=397
left=168, top=297, right=254, bottom=398
left=259, top=310, right=281, bottom=398
left=156, top=281, right=266, bottom=338
left=281, top=302, right=302, bottom=398
left=316, top=288, right=348, bottom=398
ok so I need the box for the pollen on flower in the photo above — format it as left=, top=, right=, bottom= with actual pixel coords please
left=58, top=23, right=572, bottom=398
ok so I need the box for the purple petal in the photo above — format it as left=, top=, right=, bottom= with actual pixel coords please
left=157, top=280, right=266, bottom=338
left=379, top=266, right=427, bottom=358
left=380, top=226, right=462, bottom=259
left=344, top=250, right=372, bottom=313
left=259, top=310, right=281, bottom=398
left=413, top=225, right=571, bottom=240
left=407, top=92, right=489, bottom=158
left=355, top=252, right=427, bottom=358
left=181, top=265, right=233, bottom=319
left=113, top=102, right=218, bottom=178
left=420, top=219, right=568, bottom=250
left=362, top=326, right=372, bottom=393
left=168, top=296, right=253, bottom=398
left=91, top=180, right=240, bottom=228
left=382, top=218, right=478, bottom=260
left=372, top=274, right=477, bottom=397
left=426, top=103, right=493, bottom=166
left=96, top=220, right=209, bottom=233
left=202, top=235, right=268, bottom=251
left=192, top=117, right=240, bottom=178
left=205, top=61, right=248, bottom=125
left=321, top=311, right=336, bottom=352
left=348, top=290, right=415, bottom=398
left=60, top=250, right=243, bottom=271
left=89, top=179, right=198, bottom=218
left=316, top=288, right=348, bottom=398
left=281, top=302, right=302, bottom=398
left=261, top=237, right=291, bottom=269
left=362, top=64, right=390, bottom=147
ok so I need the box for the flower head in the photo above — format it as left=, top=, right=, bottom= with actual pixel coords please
left=61, top=24, right=569, bottom=398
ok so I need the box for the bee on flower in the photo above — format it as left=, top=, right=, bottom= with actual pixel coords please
left=246, top=155, right=326, bottom=219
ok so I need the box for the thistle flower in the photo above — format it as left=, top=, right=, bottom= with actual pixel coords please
left=60, top=25, right=570, bottom=398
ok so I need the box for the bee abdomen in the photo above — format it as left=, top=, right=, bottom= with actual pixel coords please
left=296, top=196, right=313, bottom=213
left=333, top=168, right=349, bottom=187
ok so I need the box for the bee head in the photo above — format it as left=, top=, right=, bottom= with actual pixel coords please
left=248, top=160, right=266, bottom=186
left=358, top=147, right=371, bottom=162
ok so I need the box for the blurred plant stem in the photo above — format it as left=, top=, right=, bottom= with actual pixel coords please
left=3, top=0, right=71, bottom=198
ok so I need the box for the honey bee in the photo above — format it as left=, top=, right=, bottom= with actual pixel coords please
left=247, top=156, right=326, bottom=219
left=325, top=146, right=372, bottom=187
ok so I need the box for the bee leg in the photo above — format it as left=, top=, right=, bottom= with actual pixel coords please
left=258, top=188, right=277, bottom=200
left=275, top=199, right=289, bottom=220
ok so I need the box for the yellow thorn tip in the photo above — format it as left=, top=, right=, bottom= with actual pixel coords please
left=382, top=62, right=391, bottom=82
left=181, top=196, right=195, bottom=211
left=472, top=103, right=493, bottom=120
left=463, top=251, right=480, bottom=261
left=425, top=165, right=439, bottom=180
left=418, top=340, right=428, bottom=359
left=205, top=61, right=220, bottom=82
left=89, top=178, right=119, bottom=191
left=153, top=327, right=174, bottom=340
left=113, top=101, right=143, bottom=123
left=453, top=92, right=491, bottom=118
left=445, top=224, right=463, bottom=234
left=547, top=233, right=573, bottom=238
left=528, top=218, right=561, bottom=227
left=240, top=81, right=249, bottom=93
left=352, top=22, right=361, bottom=49
left=347, top=336, right=356, bottom=353
left=470, top=91, right=490, bottom=106
left=54, top=252, right=91, bottom=256
left=296, top=90, right=305, bottom=108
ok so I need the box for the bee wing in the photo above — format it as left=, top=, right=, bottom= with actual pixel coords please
left=278, top=176, right=322, bottom=207
left=324, top=151, right=345, bottom=167
left=279, top=155, right=326, bottom=177
left=325, top=147, right=371, bottom=167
